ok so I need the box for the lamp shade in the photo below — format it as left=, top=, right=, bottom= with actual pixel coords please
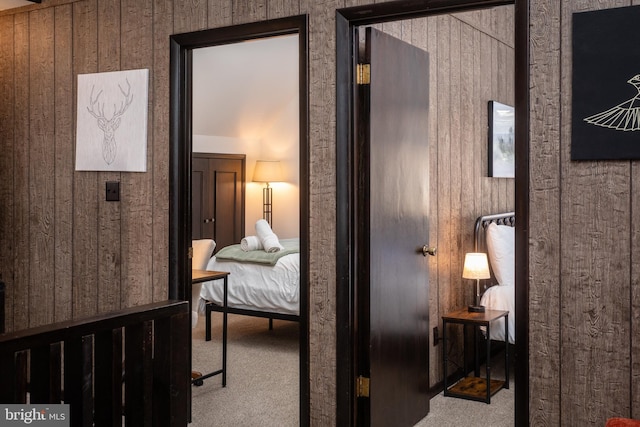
left=462, top=252, right=491, bottom=280
left=253, top=160, right=283, bottom=183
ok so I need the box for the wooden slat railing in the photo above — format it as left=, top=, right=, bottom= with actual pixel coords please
left=0, top=300, right=190, bottom=427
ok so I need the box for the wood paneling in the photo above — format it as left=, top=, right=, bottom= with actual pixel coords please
left=528, top=0, right=640, bottom=424
left=173, top=0, right=207, bottom=33
left=152, top=0, right=173, bottom=302
left=528, top=1, right=562, bottom=423
left=72, top=0, right=99, bottom=320
left=120, top=0, right=154, bottom=307
left=232, top=0, right=266, bottom=23
left=307, top=0, right=341, bottom=424
left=14, top=12, right=30, bottom=328
left=29, top=8, right=56, bottom=328
left=0, top=16, right=15, bottom=331
left=97, top=0, right=122, bottom=314
left=559, top=1, right=631, bottom=425
left=0, top=1, right=515, bottom=425
left=0, top=15, right=15, bottom=333
left=53, top=5, right=74, bottom=323
left=208, top=0, right=232, bottom=27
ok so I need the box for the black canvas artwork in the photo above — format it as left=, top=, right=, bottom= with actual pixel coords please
left=572, top=5, right=640, bottom=160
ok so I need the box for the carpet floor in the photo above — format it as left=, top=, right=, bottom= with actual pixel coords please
left=190, top=313, right=514, bottom=426
left=190, top=313, right=299, bottom=427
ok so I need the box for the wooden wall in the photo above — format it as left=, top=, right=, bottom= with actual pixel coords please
left=0, top=1, right=515, bottom=425
left=530, top=0, right=640, bottom=425
left=4, top=0, right=640, bottom=425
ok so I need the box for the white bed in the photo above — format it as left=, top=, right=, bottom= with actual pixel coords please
left=196, top=237, right=301, bottom=343
left=477, top=214, right=516, bottom=345
left=199, top=240, right=300, bottom=316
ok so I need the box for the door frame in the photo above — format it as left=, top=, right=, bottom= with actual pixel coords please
left=335, top=1, right=529, bottom=425
left=169, top=15, right=310, bottom=426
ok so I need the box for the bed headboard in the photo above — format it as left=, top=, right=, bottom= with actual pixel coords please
left=473, top=212, right=515, bottom=287
left=473, top=211, right=515, bottom=252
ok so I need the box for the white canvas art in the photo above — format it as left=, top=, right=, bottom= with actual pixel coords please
left=488, top=101, right=515, bottom=178
left=75, top=69, right=149, bottom=172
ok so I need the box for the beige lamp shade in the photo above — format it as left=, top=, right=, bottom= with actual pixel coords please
left=253, top=160, right=283, bottom=183
left=462, top=252, right=491, bottom=280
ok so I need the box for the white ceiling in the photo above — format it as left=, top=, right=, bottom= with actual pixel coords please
left=0, top=0, right=37, bottom=11
left=192, top=34, right=298, bottom=139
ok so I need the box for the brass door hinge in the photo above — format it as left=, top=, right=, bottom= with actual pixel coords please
left=356, top=63, right=370, bottom=85
left=356, top=376, right=370, bottom=398
left=188, top=247, right=193, bottom=259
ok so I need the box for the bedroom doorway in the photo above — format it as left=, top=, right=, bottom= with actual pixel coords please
left=169, top=15, right=309, bottom=425
left=336, top=1, right=527, bottom=426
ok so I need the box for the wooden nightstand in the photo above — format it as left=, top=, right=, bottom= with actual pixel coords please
left=442, top=308, right=509, bottom=404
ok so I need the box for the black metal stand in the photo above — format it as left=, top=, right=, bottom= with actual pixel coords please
left=263, top=184, right=272, bottom=226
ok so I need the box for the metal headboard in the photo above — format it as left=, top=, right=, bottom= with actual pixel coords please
left=473, top=212, right=515, bottom=252
left=473, top=212, right=515, bottom=288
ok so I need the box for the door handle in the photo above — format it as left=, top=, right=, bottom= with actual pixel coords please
left=204, top=218, right=215, bottom=224
left=422, top=246, right=437, bottom=257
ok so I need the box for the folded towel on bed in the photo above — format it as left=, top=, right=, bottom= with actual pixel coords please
left=215, top=238, right=300, bottom=265
left=255, top=219, right=284, bottom=253
left=240, top=235, right=263, bottom=251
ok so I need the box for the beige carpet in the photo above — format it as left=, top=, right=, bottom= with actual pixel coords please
left=190, top=312, right=299, bottom=427
left=190, top=312, right=514, bottom=426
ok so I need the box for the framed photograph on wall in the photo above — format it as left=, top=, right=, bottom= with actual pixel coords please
left=572, top=5, right=640, bottom=160
left=488, top=101, right=515, bottom=178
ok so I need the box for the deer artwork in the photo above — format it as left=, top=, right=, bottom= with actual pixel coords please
left=86, top=79, right=134, bottom=165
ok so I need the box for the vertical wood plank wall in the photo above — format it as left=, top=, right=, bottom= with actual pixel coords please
left=9, top=1, right=640, bottom=426
left=530, top=0, right=640, bottom=424
left=0, top=3, right=513, bottom=425
left=0, top=1, right=513, bottom=424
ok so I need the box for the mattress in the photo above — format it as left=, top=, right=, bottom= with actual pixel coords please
left=198, top=251, right=300, bottom=316
left=480, top=284, right=515, bottom=344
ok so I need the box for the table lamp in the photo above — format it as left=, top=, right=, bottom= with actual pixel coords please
left=463, top=252, right=490, bottom=313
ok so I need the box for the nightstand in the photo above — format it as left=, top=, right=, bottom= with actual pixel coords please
left=442, top=308, right=509, bottom=404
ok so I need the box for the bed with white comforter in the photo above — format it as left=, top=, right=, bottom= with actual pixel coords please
left=198, top=238, right=300, bottom=316
left=477, top=214, right=516, bottom=344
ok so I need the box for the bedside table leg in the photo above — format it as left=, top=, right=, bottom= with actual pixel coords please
left=222, top=276, right=228, bottom=387
left=442, top=320, right=448, bottom=394
left=486, top=323, right=491, bottom=404
left=505, top=313, right=509, bottom=389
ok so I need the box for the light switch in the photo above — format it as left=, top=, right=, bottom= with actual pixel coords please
left=106, top=181, right=120, bottom=201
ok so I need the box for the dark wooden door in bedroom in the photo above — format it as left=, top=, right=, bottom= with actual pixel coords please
left=191, top=153, right=245, bottom=251
left=355, top=27, right=431, bottom=427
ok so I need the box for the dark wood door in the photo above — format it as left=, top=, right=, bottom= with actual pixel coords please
left=191, top=153, right=245, bottom=252
left=356, top=27, right=430, bottom=427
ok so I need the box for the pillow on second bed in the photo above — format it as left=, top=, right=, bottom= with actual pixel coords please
left=486, top=223, right=514, bottom=286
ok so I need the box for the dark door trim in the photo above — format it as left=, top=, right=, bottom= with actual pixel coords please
left=335, top=1, right=529, bottom=425
left=169, top=15, right=310, bottom=426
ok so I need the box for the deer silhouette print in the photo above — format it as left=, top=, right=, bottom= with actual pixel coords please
left=87, top=79, right=134, bottom=165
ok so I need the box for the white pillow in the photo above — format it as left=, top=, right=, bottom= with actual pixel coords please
left=192, top=239, right=216, bottom=270
left=485, top=223, right=514, bottom=286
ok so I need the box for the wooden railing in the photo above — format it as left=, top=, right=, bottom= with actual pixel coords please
left=0, top=300, right=190, bottom=427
